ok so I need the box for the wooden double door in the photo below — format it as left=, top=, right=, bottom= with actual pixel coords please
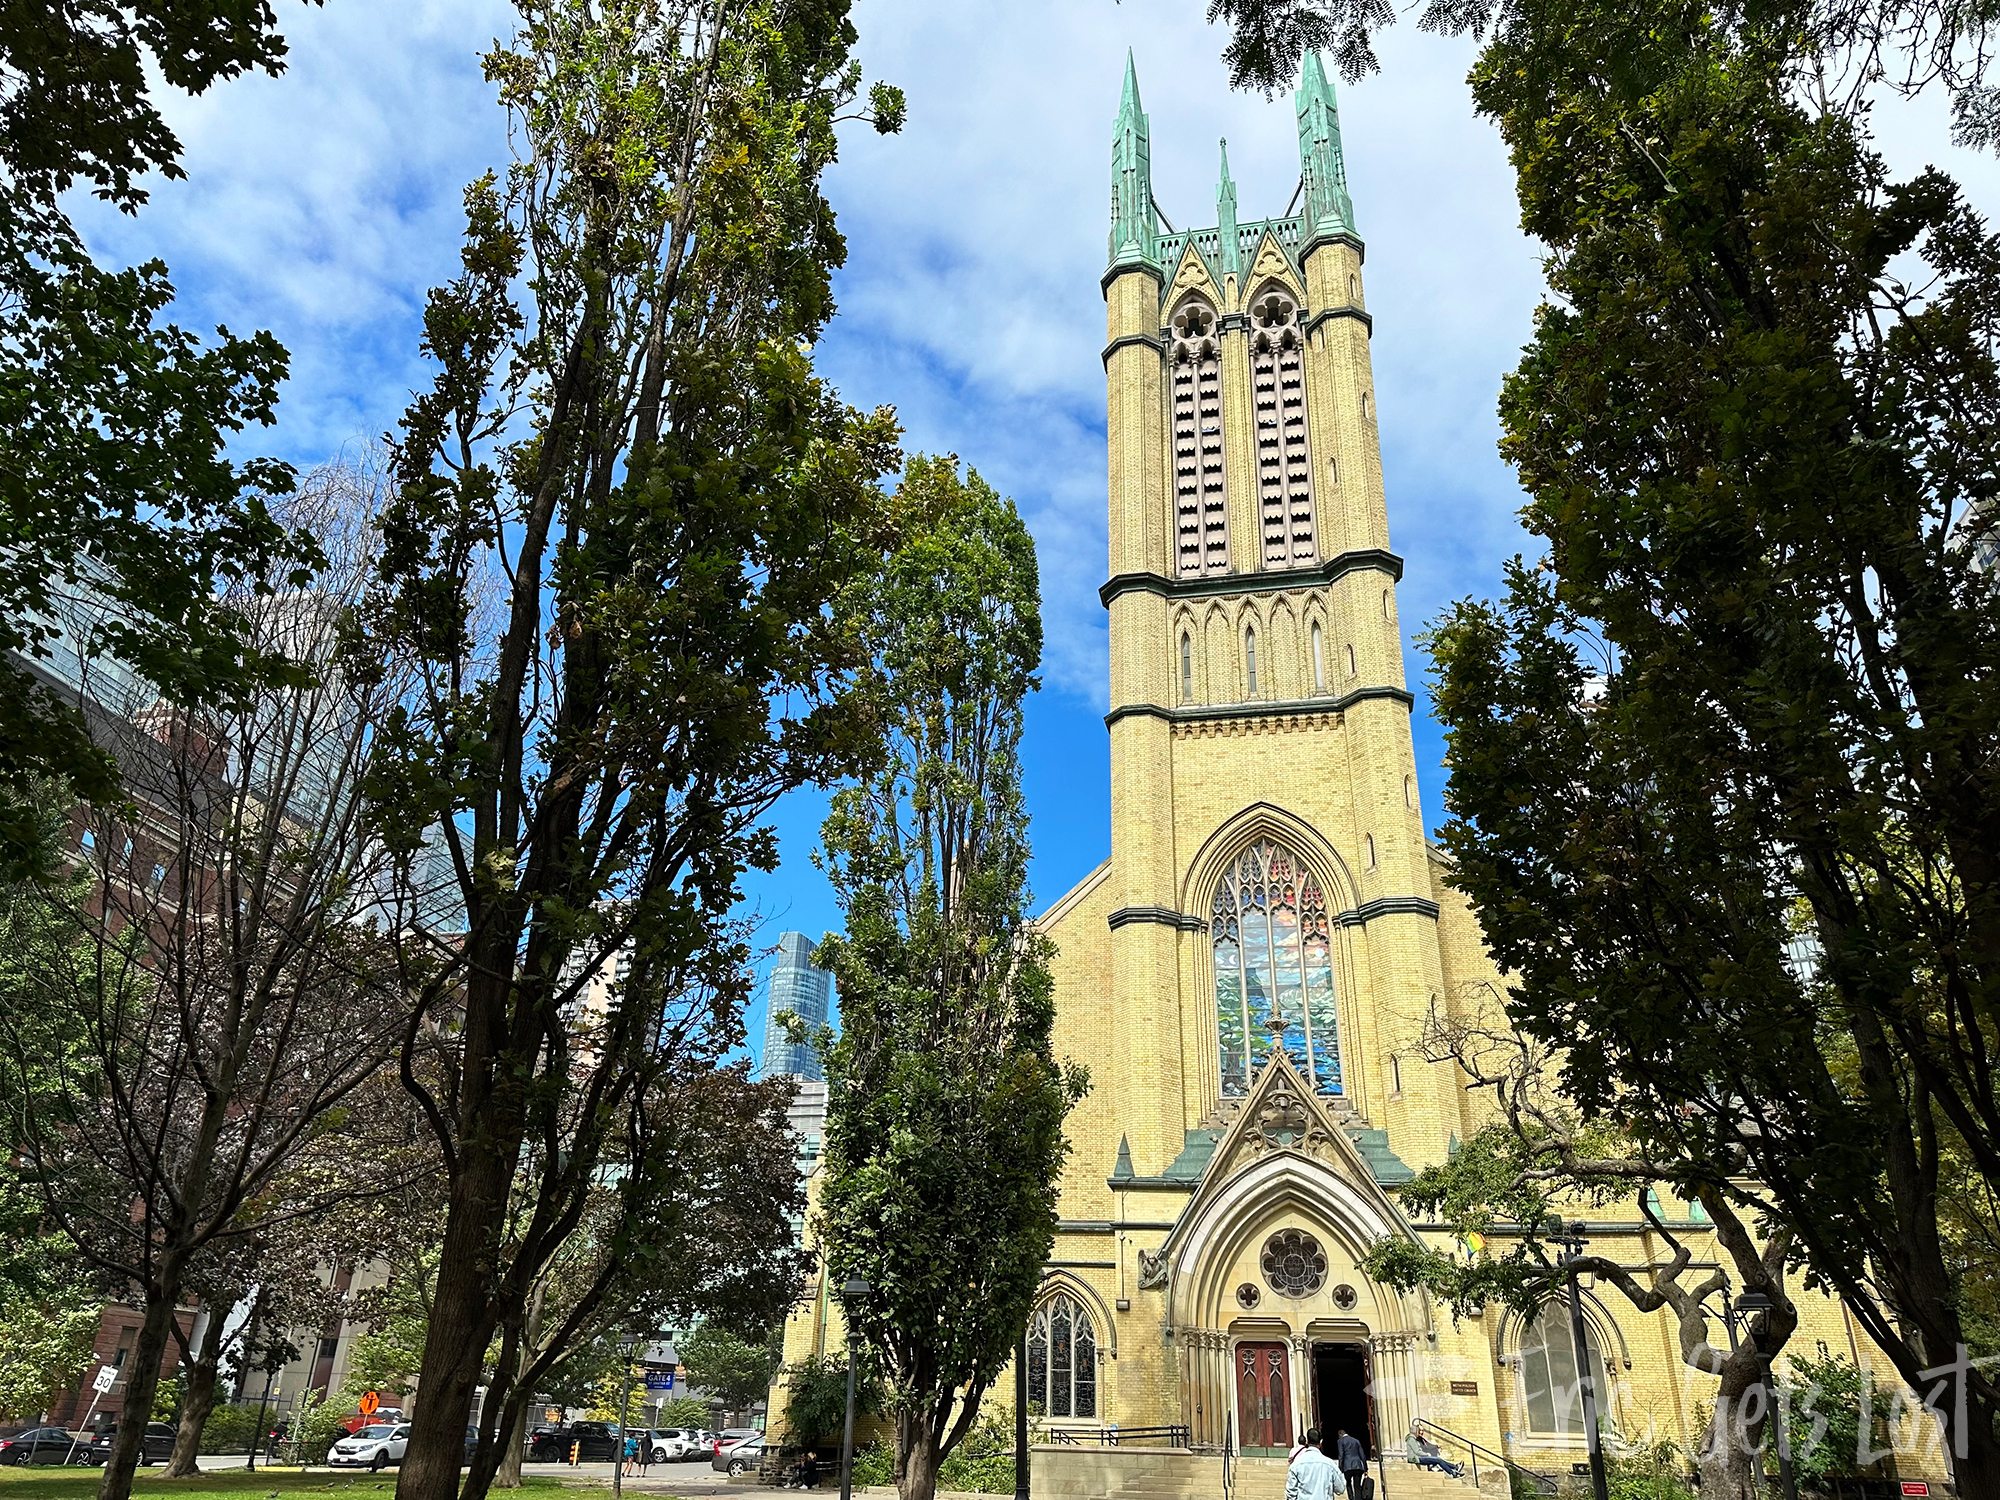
left=1235, top=1341, right=1292, bottom=1455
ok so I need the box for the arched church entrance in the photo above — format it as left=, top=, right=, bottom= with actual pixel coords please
left=1308, top=1340, right=1374, bottom=1462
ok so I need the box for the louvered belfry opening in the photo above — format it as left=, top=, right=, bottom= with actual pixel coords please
left=1171, top=299, right=1230, bottom=577
left=1251, top=291, right=1317, bottom=567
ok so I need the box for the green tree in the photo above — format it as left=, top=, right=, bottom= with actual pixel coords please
left=658, top=1396, right=710, bottom=1428
left=364, top=1, right=901, bottom=1496
left=1409, top=15, right=2000, bottom=1492
left=813, top=456, right=1087, bottom=1500
left=678, top=1324, right=782, bottom=1418
left=0, top=464, right=421, bottom=1500
left=780, top=1353, right=879, bottom=1452
left=0, top=0, right=323, bottom=881
left=1359, top=1019, right=1792, bottom=1497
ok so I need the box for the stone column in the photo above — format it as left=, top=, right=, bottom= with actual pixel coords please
left=1374, top=1333, right=1421, bottom=1452
left=1290, top=1335, right=1314, bottom=1441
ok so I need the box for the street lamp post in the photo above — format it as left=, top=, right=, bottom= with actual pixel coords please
left=840, top=1279, right=870, bottom=1500
left=1552, top=1223, right=1609, bottom=1500
left=614, top=1335, right=641, bottom=1500
left=1014, top=1323, right=1029, bottom=1500
left=1734, top=1292, right=1799, bottom=1500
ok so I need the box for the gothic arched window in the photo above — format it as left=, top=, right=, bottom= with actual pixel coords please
left=1026, top=1292, right=1098, bottom=1419
left=1244, top=628, right=1259, bottom=697
left=1250, top=291, right=1317, bottom=568
left=1212, top=840, right=1341, bottom=1096
left=1181, top=632, right=1194, bottom=702
left=1311, top=623, right=1325, bottom=693
left=1514, top=1304, right=1611, bottom=1436
left=1171, top=300, right=1229, bottom=578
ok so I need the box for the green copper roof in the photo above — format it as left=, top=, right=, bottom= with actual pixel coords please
left=1295, top=50, right=1357, bottom=240
left=1109, top=50, right=1158, bottom=271
left=1216, top=138, right=1241, bottom=280
left=1346, top=1125, right=1415, bottom=1186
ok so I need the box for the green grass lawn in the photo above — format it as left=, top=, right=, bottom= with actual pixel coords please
left=0, top=1471, right=574, bottom=1500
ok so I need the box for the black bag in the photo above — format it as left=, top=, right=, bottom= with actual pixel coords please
left=1353, top=1475, right=1374, bottom=1500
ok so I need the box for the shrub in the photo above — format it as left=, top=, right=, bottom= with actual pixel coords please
left=200, top=1404, right=264, bottom=1455
left=850, top=1443, right=894, bottom=1488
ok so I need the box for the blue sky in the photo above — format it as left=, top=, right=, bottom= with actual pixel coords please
left=73, top=0, right=2000, bottom=1063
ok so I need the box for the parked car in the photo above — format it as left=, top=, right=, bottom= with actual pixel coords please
left=464, top=1426, right=482, bottom=1463
left=527, top=1422, right=622, bottom=1462
left=0, top=1428, right=84, bottom=1466
left=83, top=1424, right=177, bottom=1467
left=712, top=1434, right=766, bottom=1477
left=711, top=1428, right=757, bottom=1457
left=646, top=1429, right=696, bottom=1463
left=327, top=1423, right=412, bottom=1470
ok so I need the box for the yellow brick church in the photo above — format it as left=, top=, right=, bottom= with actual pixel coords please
left=781, top=51, right=1944, bottom=1498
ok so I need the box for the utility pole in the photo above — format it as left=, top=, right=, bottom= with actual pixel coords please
left=1552, top=1222, right=1609, bottom=1500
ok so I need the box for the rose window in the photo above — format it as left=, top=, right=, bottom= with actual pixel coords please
left=1261, top=1229, right=1328, bottom=1298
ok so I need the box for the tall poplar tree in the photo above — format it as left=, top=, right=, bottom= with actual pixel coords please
left=364, top=4, right=903, bottom=1499
left=813, top=456, right=1087, bottom=1500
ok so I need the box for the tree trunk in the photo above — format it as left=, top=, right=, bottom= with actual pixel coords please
left=167, top=1306, right=228, bottom=1478
left=492, top=1397, right=529, bottom=1489
left=492, top=1277, right=547, bottom=1491
left=894, top=1413, right=940, bottom=1500
left=97, top=1279, right=184, bottom=1500
left=395, top=1093, right=518, bottom=1500
left=1693, top=1357, right=1764, bottom=1500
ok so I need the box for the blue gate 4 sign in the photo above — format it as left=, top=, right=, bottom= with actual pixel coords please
left=644, top=1370, right=675, bottom=1392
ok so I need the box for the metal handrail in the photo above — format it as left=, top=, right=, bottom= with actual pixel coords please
left=1411, top=1418, right=1558, bottom=1496
left=1221, top=1416, right=1234, bottom=1500
left=1044, top=1425, right=1191, bottom=1449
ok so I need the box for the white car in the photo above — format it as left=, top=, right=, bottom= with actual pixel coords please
left=328, top=1424, right=410, bottom=1469
left=649, top=1429, right=697, bottom=1462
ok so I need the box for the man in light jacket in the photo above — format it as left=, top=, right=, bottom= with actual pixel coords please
left=1284, top=1427, right=1347, bottom=1500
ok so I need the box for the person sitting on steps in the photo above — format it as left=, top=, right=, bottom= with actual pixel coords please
left=1404, top=1428, right=1465, bottom=1481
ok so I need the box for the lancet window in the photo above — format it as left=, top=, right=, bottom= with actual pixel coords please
left=1171, top=299, right=1229, bottom=577
left=1026, top=1292, right=1098, bottom=1419
left=1250, top=291, right=1317, bottom=568
left=1514, top=1304, right=1611, bottom=1437
left=1212, top=839, right=1341, bottom=1096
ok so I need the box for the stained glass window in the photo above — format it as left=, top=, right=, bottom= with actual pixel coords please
left=1517, top=1304, right=1609, bottom=1436
left=1213, top=840, right=1341, bottom=1096
left=1026, top=1293, right=1097, bottom=1418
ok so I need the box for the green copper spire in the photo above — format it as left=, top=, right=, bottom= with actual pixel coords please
left=1109, top=50, right=1158, bottom=271
left=1216, top=137, right=1241, bottom=280
left=1295, top=50, right=1356, bottom=242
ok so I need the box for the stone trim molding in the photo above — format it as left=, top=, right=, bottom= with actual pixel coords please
left=1109, top=894, right=1437, bottom=934
left=1108, top=905, right=1207, bottom=932
left=1100, top=332, right=1164, bottom=366
left=1101, top=260, right=1164, bottom=294
left=1103, top=684, right=1415, bottom=730
left=1099, top=548, right=1404, bottom=608
left=1303, top=306, right=1373, bottom=338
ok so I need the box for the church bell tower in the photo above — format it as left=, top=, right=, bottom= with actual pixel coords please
left=1097, top=50, right=1448, bottom=1178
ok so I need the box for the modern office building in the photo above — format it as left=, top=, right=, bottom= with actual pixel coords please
left=758, top=932, right=830, bottom=1084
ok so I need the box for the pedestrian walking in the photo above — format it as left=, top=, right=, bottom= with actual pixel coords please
left=623, top=1432, right=641, bottom=1477
left=1333, top=1429, right=1367, bottom=1499
left=1284, top=1427, right=1346, bottom=1500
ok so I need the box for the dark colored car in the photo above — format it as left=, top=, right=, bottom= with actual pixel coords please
left=84, top=1424, right=177, bottom=1467
left=0, top=1428, right=85, bottom=1466
left=527, top=1422, right=622, bottom=1462
left=465, top=1426, right=481, bottom=1463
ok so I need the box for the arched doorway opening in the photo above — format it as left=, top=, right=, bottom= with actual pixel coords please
left=1309, top=1341, right=1375, bottom=1462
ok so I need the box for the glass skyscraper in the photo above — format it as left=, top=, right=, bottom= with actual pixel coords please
left=759, top=931, right=830, bottom=1083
